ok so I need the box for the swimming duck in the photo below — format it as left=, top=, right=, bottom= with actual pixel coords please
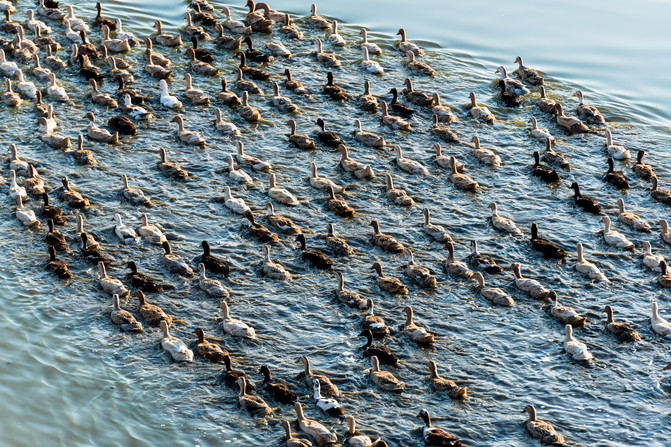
left=335, top=272, right=365, bottom=308
left=563, top=324, right=593, bottom=361
left=542, top=138, right=570, bottom=169
left=98, top=261, right=129, bottom=297
left=198, top=263, right=229, bottom=297
left=2, top=79, right=20, bottom=107
left=236, top=141, right=271, bottom=171
left=46, top=73, right=68, bottom=102
left=184, top=12, right=210, bottom=40
left=262, top=245, right=291, bottom=280
left=85, top=111, right=118, bottom=143
left=573, top=90, right=605, bottom=124
left=287, top=120, right=316, bottom=149
left=498, top=79, right=521, bottom=108
left=46, top=246, right=70, bottom=279
left=528, top=117, right=553, bottom=141
left=223, top=186, right=250, bottom=214
left=89, top=79, right=117, bottom=107
left=14, top=70, right=36, bottom=99
left=327, top=186, right=355, bottom=218
left=469, top=92, right=495, bottom=123
left=296, top=234, right=333, bottom=269
left=470, top=136, right=501, bottom=166
left=660, top=220, right=671, bottom=245
left=402, top=79, right=432, bottom=105
left=469, top=240, right=504, bottom=274
left=532, top=151, right=560, bottom=183
left=427, top=360, right=467, bottom=400
left=496, top=65, right=530, bottom=95
left=388, top=87, right=414, bottom=117
left=531, top=223, right=567, bottom=259
left=235, top=51, right=268, bottom=80
left=313, top=379, right=345, bottom=417
left=631, top=150, right=655, bottom=181
left=511, top=262, right=551, bottom=299
left=161, top=241, right=194, bottom=276
left=114, top=18, right=138, bottom=46
left=184, top=73, right=210, bottom=105
left=372, top=261, right=408, bottom=295
left=215, top=23, right=242, bottom=49
left=553, top=103, right=589, bottom=133
left=14, top=195, right=39, bottom=227
left=153, top=20, right=181, bottom=47
left=158, top=80, right=182, bottom=109
left=108, top=114, right=136, bottom=136
left=8, top=145, right=29, bottom=176
left=0, top=48, right=18, bottom=76
left=514, top=57, right=544, bottom=85
left=642, top=241, right=664, bottom=272
left=323, top=71, right=349, bottom=101
left=549, top=292, right=586, bottom=326
left=522, top=405, right=565, bottom=445
left=650, top=176, right=671, bottom=204
left=2, top=10, right=19, bottom=34
left=651, top=301, right=671, bottom=338
left=444, top=242, right=473, bottom=279
left=226, top=154, right=252, bottom=183
left=361, top=47, right=383, bottom=75
left=384, top=173, right=414, bottom=206
left=489, top=202, right=520, bottom=234
left=345, top=416, right=386, bottom=447
left=394, top=146, right=428, bottom=174
left=200, top=240, right=231, bottom=275
left=431, top=114, right=459, bottom=142
left=307, top=3, right=330, bottom=29
left=659, top=261, right=671, bottom=288
left=23, top=165, right=45, bottom=196
left=26, top=9, right=51, bottom=34
left=217, top=79, right=241, bottom=107
left=362, top=299, right=391, bottom=337
left=101, top=24, right=129, bottom=53
left=266, top=40, right=291, bottom=58
left=396, top=28, right=423, bottom=55
left=158, top=148, right=189, bottom=179
left=272, top=82, right=297, bottom=112
left=282, top=420, right=314, bottom=447
left=268, top=173, right=299, bottom=206
left=220, top=301, right=255, bottom=338
left=39, top=192, right=65, bottom=225
left=418, top=409, right=462, bottom=446
left=244, top=0, right=273, bottom=32
left=338, top=145, right=374, bottom=178
left=189, top=36, right=213, bottom=62
left=431, top=93, right=458, bottom=122
left=277, top=13, right=303, bottom=39
left=259, top=365, right=296, bottom=404
left=380, top=101, right=411, bottom=130
left=370, top=220, right=404, bottom=252
left=80, top=232, right=110, bottom=265
left=39, top=118, right=71, bottom=148
left=575, top=243, right=607, bottom=281
left=39, top=104, right=57, bottom=133
left=32, top=91, right=49, bottom=117
left=283, top=69, right=308, bottom=95
left=144, top=47, right=172, bottom=75
left=122, top=94, right=153, bottom=121
left=370, top=356, right=405, bottom=392
left=601, top=216, right=634, bottom=250
left=604, top=130, right=630, bottom=160
left=420, top=208, right=450, bottom=242
left=317, top=118, right=345, bottom=148
left=404, top=305, right=435, bottom=342
left=93, top=2, right=115, bottom=29
left=324, top=223, right=352, bottom=256
left=314, top=38, right=340, bottom=67
left=221, top=355, right=254, bottom=392
left=239, top=91, right=260, bottom=121
left=604, top=305, right=641, bottom=342
left=298, top=356, right=339, bottom=395
left=127, top=263, right=167, bottom=294
left=536, top=86, right=557, bottom=114
left=359, top=329, right=397, bottom=364
left=360, top=28, right=381, bottom=55
left=241, top=37, right=271, bottom=63
left=326, top=20, right=346, bottom=46
left=61, top=177, right=89, bottom=208
left=570, top=182, right=601, bottom=214
left=310, top=162, right=343, bottom=193
left=473, top=271, right=514, bottom=306
left=111, top=294, right=142, bottom=332
left=187, top=48, right=218, bottom=75
left=64, top=20, right=83, bottom=44
left=117, top=76, right=148, bottom=105
left=160, top=320, right=193, bottom=362
left=222, top=7, right=251, bottom=34
left=44, top=45, right=66, bottom=70
left=171, top=115, right=206, bottom=146
left=194, top=327, right=227, bottom=362
left=114, top=213, right=140, bottom=245
left=244, top=210, right=279, bottom=243
left=294, top=402, right=338, bottom=446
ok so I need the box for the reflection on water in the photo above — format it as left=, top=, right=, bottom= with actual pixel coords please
left=1, top=1, right=671, bottom=446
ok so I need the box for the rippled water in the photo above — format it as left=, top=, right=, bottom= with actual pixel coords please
left=2, top=1, right=671, bottom=446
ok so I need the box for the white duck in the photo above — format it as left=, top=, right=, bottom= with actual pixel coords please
left=0, top=49, right=19, bottom=76
left=171, top=115, right=206, bottom=146
left=359, top=28, right=381, bottom=55
left=395, top=146, right=428, bottom=174
left=489, top=202, right=521, bottom=234
left=328, top=20, right=346, bottom=46
left=15, top=70, right=37, bottom=98
left=64, top=6, right=89, bottom=31
left=617, top=198, right=649, bottom=231
left=160, top=320, right=194, bottom=362
left=528, top=117, right=553, bottom=141
left=642, top=241, right=664, bottom=272
left=222, top=186, right=250, bottom=214
left=268, top=173, right=299, bottom=206
left=313, top=379, right=344, bottom=417
left=220, top=301, right=255, bottom=338
left=159, top=79, right=182, bottom=109
left=14, top=195, right=39, bottom=227
left=138, top=213, right=166, bottom=245
left=8, top=146, right=29, bottom=176
left=98, top=261, right=130, bottom=297
left=114, top=213, right=140, bottom=245
left=511, top=262, right=550, bottom=299
left=47, top=73, right=69, bottom=101
left=123, top=94, right=153, bottom=120
left=222, top=7, right=251, bottom=33
left=604, top=130, right=630, bottom=160
left=8, top=170, right=27, bottom=199
left=115, top=19, right=139, bottom=46
left=601, top=216, right=634, bottom=250
left=361, top=47, right=383, bottom=75
left=563, top=324, right=593, bottom=361
left=27, top=10, right=51, bottom=34
left=226, top=154, right=253, bottom=183
left=651, top=302, right=671, bottom=338
left=262, top=245, right=290, bottom=280
left=198, top=263, right=228, bottom=297
left=575, top=243, right=607, bottom=281
left=64, top=20, right=82, bottom=43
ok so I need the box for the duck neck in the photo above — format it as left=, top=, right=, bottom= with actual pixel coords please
left=404, top=307, right=413, bottom=326
left=360, top=331, right=372, bottom=348
left=576, top=244, right=584, bottom=262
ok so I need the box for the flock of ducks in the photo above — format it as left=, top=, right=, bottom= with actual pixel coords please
left=2, top=0, right=671, bottom=445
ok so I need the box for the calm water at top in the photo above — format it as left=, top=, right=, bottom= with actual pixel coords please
left=2, top=1, right=671, bottom=446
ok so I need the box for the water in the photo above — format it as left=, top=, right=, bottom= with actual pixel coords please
left=2, top=1, right=671, bottom=446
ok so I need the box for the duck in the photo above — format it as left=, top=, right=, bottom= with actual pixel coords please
left=101, top=24, right=130, bottom=53
left=495, top=65, right=530, bottom=95
left=108, top=114, right=136, bottom=136
left=235, top=51, right=268, bottom=80
left=98, top=261, right=130, bottom=297
left=498, top=79, right=521, bottom=107
left=122, top=94, right=153, bottom=121
left=189, top=36, right=213, bottom=62
left=403, top=306, right=435, bottom=343
left=85, top=111, right=118, bottom=143
left=215, top=23, right=242, bottom=49
left=284, top=69, right=308, bottom=95
left=46, top=73, right=69, bottom=101
left=46, top=246, right=71, bottom=279
left=3, top=79, right=20, bottom=106
left=372, top=261, right=408, bottom=295
left=277, top=13, right=303, bottom=39
left=313, top=379, right=345, bottom=417
left=370, top=220, right=404, bottom=252
left=158, top=148, right=189, bottom=179
left=359, top=329, right=397, bottom=364
left=61, top=177, right=89, bottom=208
left=39, top=192, right=65, bottom=225
left=39, top=118, right=71, bottom=148
left=114, top=213, right=140, bottom=245
left=117, top=76, right=148, bottom=105
left=395, top=146, right=428, bottom=174
left=309, top=163, right=343, bottom=194
left=489, top=202, right=521, bottom=234
left=287, top=120, right=316, bottom=149
left=0, top=48, right=18, bottom=76
left=325, top=19, right=346, bottom=46
left=8, top=145, right=29, bottom=176
left=532, top=151, right=560, bottom=183
left=604, top=130, right=630, bottom=160
left=396, top=28, right=423, bottom=55
left=345, top=416, right=386, bottom=447
left=570, top=182, right=601, bottom=214
left=445, top=242, right=474, bottom=279
left=360, top=28, right=381, bottom=54
left=160, top=320, right=193, bottom=362
left=93, top=2, right=115, bottom=30
left=221, top=355, right=254, bottom=392
left=171, top=115, right=206, bottom=146
left=14, top=195, right=39, bottom=227
left=473, top=271, right=514, bottom=306
left=384, top=173, right=414, bottom=206
left=604, top=305, right=641, bottom=342
left=542, top=138, right=570, bottom=169
left=158, top=80, right=182, bottom=109
left=225, top=154, right=252, bottom=183
left=244, top=210, right=279, bottom=243
left=217, top=79, right=241, bottom=107
left=39, top=104, right=57, bottom=133
left=650, top=176, right=671, bottom=204
left=511, top=262, right=551, bottom=299
left=283, top=421, right=314, bottom=447
left=427, top=360, right=466, bottom=400
left=238, top=91, right=260, bottom=122
left=272, top=82, right=297, bottom=112
left=77, top=31, right=102, bottom=59
left=575, top=243, right=607, bottom=281
left=14, top=70, right=37, bottom=98
left=642, top=241, right=664, bottom=272
left=153, top=20, right=182, bottom=47
left=563, top=324, right=593, bottom=361
left=549, top=292, right=586, bottom=326
left=184, top=12, right=210, bottom=40
left=296, top=234, right=333, bottom=269
left=420, top=208, right=450, bottom=242
left=388, top=87, right=414, bottom=117
left=327, top=186, right=354, bottom=218
left=370, top=356, right=405, bottom=392
left=222, top=186, right=250, bottom=214
left=471, top=136, right=501, bottom=166
left=161, top=241, right=194, bottom=276
left=531, top=223, right=567, bottom=259
left=89, top=79, right=117, bottom=107
left=601, top=216, right=634, bottom=250
left=64, top=20, right=83, bottom=43
left=338, top=145, right=374, bottom=178
left=362, top=299, right=391, bottom=337
left=236, top=141, right=271, bottom=170
left=633, top=150, right=655, bottom=180
left=194, top=328, right=227, bottom=362
left=528, top=117, right=553, bottom=141
left=266, top=40, right=291, bottom=57
left=553, top=103, right=589, bottom=133
left=44, top=45, right=67, bottom=70
left=417, top=409, right=462, bottom=447
left=514, top=57, right=544, bottom=85
left=184, top=73, right=210, bottom=105
left=660, top=220, right=671, bottom=245
left=469, top=240, right=504, bottom=273
left=314, top=38, right=340, bottom=67
left=200, top=240, right=231, bottom=275
left=380, top=101, right=411, bottom=130
left=262, top=245, right=291, bottom=280
left=604, top=158, right=630, bottom=188
left=187, top=48, right=218, bottom=75
left=220, top=301, right=255, bottom=338
left=659, top=261, right=671, bottom=288
left=431, top=115, right=459, bottom=142
left=268, top=173, right=299, bottom=206
left=80, top=232, right=110, bottom=266
left=522, top=405, right=565, bottom=445
left=573, top=90, right=605, bottom=124
left=222, top=7, right=251, bottom=34
left=26, top=9, right=51, bottom=34
left=241, top=36, right=271, bottom=63
left=651, top=302, right=671, bottom=338
left=259, top=365, right=296, bottom=404
left=32, top=91, right=49, bottom=117
left=361, top=47, right=383, bottom=75
left=106, top=57, right=134, bottom=85
left=127, top=263, right=168, bottom=294
left=198, top=263, right=229, bottom=297
left=536, top=86, right=557, bottom=114
left=334, top=272, right=365, bottom=309
left=23, top=165, right=45, bottom=196
left=323, top=71, right=349, bottom=101
left=294, top=402, right=338, bottom=446
left=244, top=1, right=273, bottom=32
left=431, top=93, right=458, bottom=122
left=298, top=356, right=339, bottom=395
left=326, top=223, right=353, bottom=255
left=469, top=92, right=495, bottom=123
left=110, top=294, right=143, bottom=332
left=145, top=51, right=173, bottom=78
left=402, top=79, right=432, bottom=105
left=317, top=118, right=345, bottom=148
left=308, top=3, right=330, bottom=29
